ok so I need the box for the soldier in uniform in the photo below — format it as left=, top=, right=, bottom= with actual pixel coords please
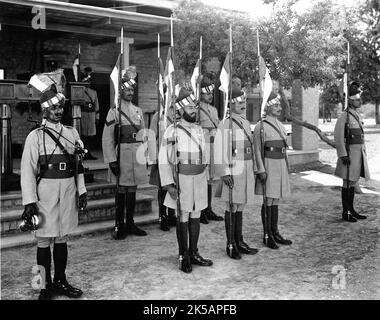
left=334, top=81, right=370, bottom=222
left=159, top=87, right=213, bottom=273
left=102, top=71, right=149, bottom=240
left=21, top=87, right=87, bottom=300
left=149, top=104, right=177, bottom=231
left=81, top=67, right=100, bottom=160
left=253, top=92, right=292, bottom=250
left=198, top=72, right=224, bottom=224
left=214, top=88, right=258, bottom=260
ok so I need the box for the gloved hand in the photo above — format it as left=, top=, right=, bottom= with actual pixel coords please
left=22, top=203, right=39, bottom=221
left=79, top=192, right=87, bottom=212
left=221, top=175, right=234, bottom=188
left=109, top=161, right=120, bottom=177
left=341, top=156, right=350, bottom=166
left=166, top=184, right=178, bottom=199
left=257, top=172, right=267, bottom=183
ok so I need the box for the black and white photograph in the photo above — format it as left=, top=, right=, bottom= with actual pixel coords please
left=0, top=0, right=379, bottom=308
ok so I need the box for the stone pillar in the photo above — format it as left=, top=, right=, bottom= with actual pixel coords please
left=123, top=38, right=134, bottom=68
left=291, top=79, right=319, bottom=151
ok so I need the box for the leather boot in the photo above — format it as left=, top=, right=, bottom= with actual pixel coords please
left=189, top=218, right=213, bottom=266
left=125, top=191, right=147, bottom=236
left=349, top=187, right=367, bottom=219
left=200, top=209, right=209, bottom=224
left=205, top=184, right=223, bottom=221
left=341, top=187, right=357, bottom=222
left=37, top=247, right=55, bottom=300
left=235, top=211, right=258, bottom=254
left=176, top=221, right=192, bottom=273
left=271, top=206, right=292, bottom=245
left=112, top=193, right=127, bottom=240
left=158, top=188, right=169, bottom=231
left=224, top=211, right=241, bottom=259
left=261, top=205, right=279, bottom=249
left=168, top=208, right=177, bottom=227
left=53, top=243, right=83, bottom=298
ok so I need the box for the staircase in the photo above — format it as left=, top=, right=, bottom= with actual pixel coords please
left=1, top=180, right=158, bottom=250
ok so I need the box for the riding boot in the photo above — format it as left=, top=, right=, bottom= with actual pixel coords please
left=224, top=211, right=241, bottom=259
left=341, top=187, right=357, bottom=222
left=271, top=206, right=292, bottom=245
left=348, top=187, right=367, bottom=219
left=235, top=211, right=258, bottom=254
left=168, top=208, right=177, bottom=227
left=125, top=191, right=147, bottom=236
left=112, top=193, right=127, bottom=240
left=200, top=209, right=209, bottom=224
left=37, top=247, right=54, bottom=300
left=176, top=221, right=192, bottom=273
left=189, top=218, right=213, bottom=266
left=262, top=205, right=279, bottom=249
left=205, top=184, right=223, bottom=221
left=53, top=243, right=83, bottom=298
left=158, top=187, right=169, bottom=231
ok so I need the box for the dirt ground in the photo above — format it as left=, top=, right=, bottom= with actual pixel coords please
left=1, top=133, right=379, bottom=300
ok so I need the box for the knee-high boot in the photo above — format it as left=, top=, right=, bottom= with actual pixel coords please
left=235, top=211, right=258, bottom=254
left=158, top=187, right=169, bottom=231
left=261, top=205, right=278, bottom=249
left=176, top=221, right=192, bottom=273
left=52, top=243, right=83, bottom=298
left=125, top=191, right=147, bottom=236
left=271, top=206, right=292, bottom=245
left=189, top=218, right=213, bottom=266
left=37, top=247, right=54, bottom=300
left=112, top=192, right=127, bottom=240
left=348, top=187, right=367, bottom=219
left=224, top=211, right=241, bottom=259
left=341, top=187, right=357, bottom=222
left=167, top=207, right=177, bottom=227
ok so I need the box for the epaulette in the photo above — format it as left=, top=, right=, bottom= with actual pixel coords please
left=63, top=124, right=74, bottom=130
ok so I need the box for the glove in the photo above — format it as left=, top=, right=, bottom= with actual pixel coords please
left=257, top=172, right=267, bottom=183
left=341, top=156, right=350, bottom=166
left=109, top=161, right=120, bottom=177
left=221, top=175, right=234, bottom=188
left=166, top=184, right=178, bottom=199
left=79, top=192, right=87, bottom=212
left=22, top=203, right=39, bottom=221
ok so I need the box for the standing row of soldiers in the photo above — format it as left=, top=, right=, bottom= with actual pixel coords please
left=20, top=66, right=369, bottom=299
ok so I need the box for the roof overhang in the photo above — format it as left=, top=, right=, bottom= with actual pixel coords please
left=0, top=0, right=172, bottom=44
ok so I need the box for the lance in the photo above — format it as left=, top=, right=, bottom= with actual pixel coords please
left=197, top=36, right=202, bottom=123
left=344, top=41, right=351, bottom=219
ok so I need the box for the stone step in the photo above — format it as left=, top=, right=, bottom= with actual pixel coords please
left=1, top=193, right=154, bottom=235
left=0, top=210, right=159, bottom=250
left=0, top=181, right=157, bottom=210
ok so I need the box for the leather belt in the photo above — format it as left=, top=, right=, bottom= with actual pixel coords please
left=232, top=147, right=252, bottom=160
left=264, top=146, right=286, bottom=159
left=178, top=164, right=206, bottom=175
left=39, top=162, right=75, bottom=179
left=347, top=134, right=364, bottom=145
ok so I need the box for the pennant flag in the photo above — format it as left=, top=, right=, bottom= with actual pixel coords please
left=110, top=54, right=121, bottom=109
left=219, top=52, right=231, bottom=119
left=158, top=57, right=165, bottom=118
left=72, top=57, right=80, bottom=82
left=258, top=55, right=273, bottom=117
left=190, top=59, right=200, bottom=95
left=343, top=72, right=348, bottom=110
left=163, top=47, right=175, bottom=127
left=28, top=74, right=55, bottom=93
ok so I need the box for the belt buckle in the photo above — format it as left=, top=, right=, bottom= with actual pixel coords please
left=361, top=134, right=364, bottom=139
left=246, top=147, right=251, bottom=154
left=59, top=162, right=66, bottom=171
left=281, top=147, right=286, bottom=153
left=132, top=132, right=137, bottom=139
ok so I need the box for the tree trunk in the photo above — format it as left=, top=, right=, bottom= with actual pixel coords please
left=375, top=100, right=380, bottom=125
left=279, top=86, right=336, bottom=148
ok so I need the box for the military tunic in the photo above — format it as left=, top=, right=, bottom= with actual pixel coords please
left=199, top=101, right=219, bottom=180
left=21, top=121, right=86, bottom=238
left=102, top=100, right=149, bottom=186
left=334, top=108, right=370, bottom=182
left=158, top=119, right=208, bottom=212
left=214, top=113, right=256, bottom=204
left=253, top=116, right=291, bottom=199
left=81, top=87, right=99, bottom=137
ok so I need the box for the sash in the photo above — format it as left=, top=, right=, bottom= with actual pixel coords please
left=200, top=107, right=218, bottom=129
